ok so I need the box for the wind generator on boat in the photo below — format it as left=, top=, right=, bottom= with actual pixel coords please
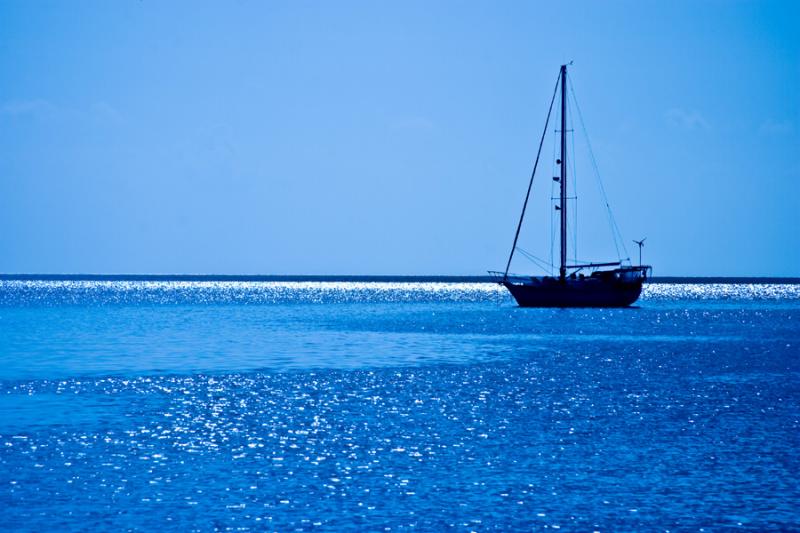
left=490, top=64, right=651, bottom=307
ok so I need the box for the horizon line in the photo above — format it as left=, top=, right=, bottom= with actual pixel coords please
left=1, top=274, right=799, bottom=284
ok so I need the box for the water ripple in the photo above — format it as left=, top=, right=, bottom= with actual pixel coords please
left=1, top=280, right=798, bottom=306
left=2, top=362, right=798, bottom=530
left=0, top=281, right=798, bottom=530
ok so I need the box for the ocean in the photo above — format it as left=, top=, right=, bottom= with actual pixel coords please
left=0, top=279, right=798, bottom=530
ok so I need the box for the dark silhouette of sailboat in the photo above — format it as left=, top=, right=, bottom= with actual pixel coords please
left=490, top=64, right=651, bottom=307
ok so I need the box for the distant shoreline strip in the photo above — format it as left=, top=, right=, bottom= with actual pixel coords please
left=1, top=274, right=798, bottom=284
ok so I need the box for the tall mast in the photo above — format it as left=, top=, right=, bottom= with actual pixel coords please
left=559, top=64, right=568, bottom=279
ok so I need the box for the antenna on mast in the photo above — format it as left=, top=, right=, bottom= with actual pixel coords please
left=633, top=238, right=646, bottom=266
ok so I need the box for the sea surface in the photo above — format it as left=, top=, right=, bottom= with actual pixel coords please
left=0, top=279, right=798, bottom=531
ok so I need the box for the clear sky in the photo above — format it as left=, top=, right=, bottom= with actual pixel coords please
left=1, top=1, right=797, bottom=276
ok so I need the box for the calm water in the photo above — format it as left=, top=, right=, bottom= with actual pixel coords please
left=0, top=280, right=798, bottom=531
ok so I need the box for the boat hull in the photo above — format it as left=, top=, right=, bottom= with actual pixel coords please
left=503, top=277, right=643, bottom=308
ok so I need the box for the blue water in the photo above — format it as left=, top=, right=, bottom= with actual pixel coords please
left=1, top=281, right=798, bottom=530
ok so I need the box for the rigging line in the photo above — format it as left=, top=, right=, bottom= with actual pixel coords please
left=568, top=75, right=578, bottom=266
left=571, top=80, right=630, bottom=261
left=568, top=76, right=630, bottom=261
left=516, top=246, right=554, bottom=269
left=568, top=76, right=620, bottom=259
left=520, top=255, right=551, bottom=275
left=503, top=71, right=561, bottom=280
left=516, top=248, right=552, bottom=273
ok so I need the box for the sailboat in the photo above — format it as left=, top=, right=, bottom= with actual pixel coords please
left=490, top=64, right=651, bottom=307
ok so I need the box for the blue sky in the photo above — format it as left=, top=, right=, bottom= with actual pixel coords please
left=1, top=1, right=797, bottom=276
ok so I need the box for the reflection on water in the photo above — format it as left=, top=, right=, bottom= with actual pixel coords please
left=1, top=279, right=799, bottom=306
left=0, top=281, right=798, bottom=530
